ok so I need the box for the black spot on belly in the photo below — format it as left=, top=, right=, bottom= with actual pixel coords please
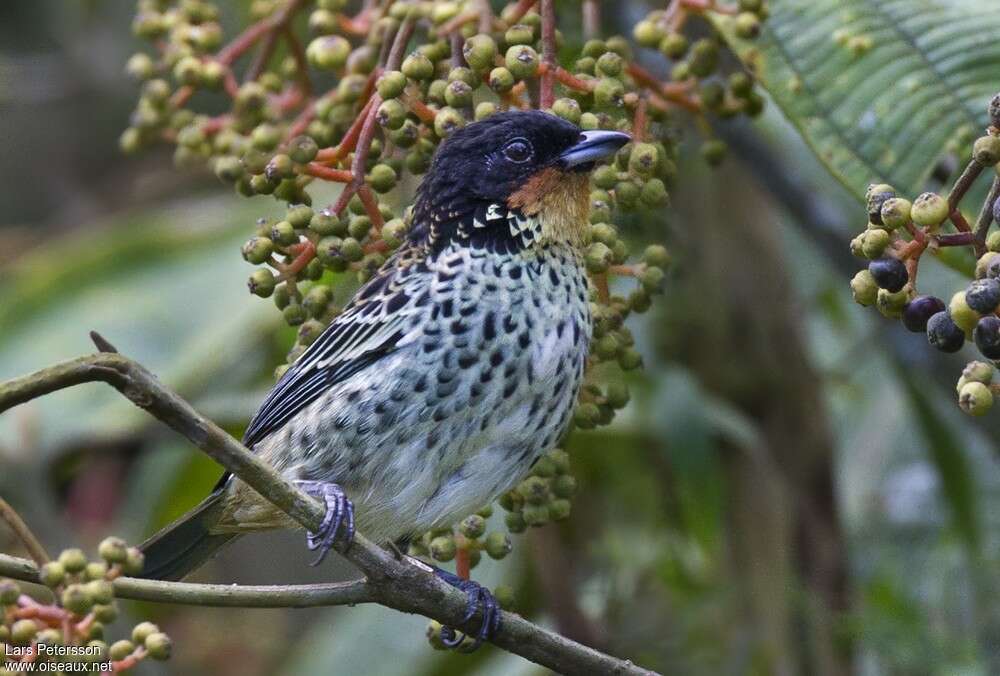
left=518, top=331, right=530, bottom=349
left=508, top=266, right=522, bottom=279
left=451, top=319, right=468, bottom=335
left=483, top=311, right=496, bottom=340
left=441, top=299, right=454, bottom=317
left=385, top=292, right=408, bottom=313
left=548, top=267, right=559, bottom=286
left=503, top=380, right=518, bottom=398
left=458, top=353, right=477, bottom=369
left=490, top=350, right=503, bottom=367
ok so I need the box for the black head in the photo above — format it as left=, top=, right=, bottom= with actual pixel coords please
left=410, top=110, right=629, bottom=252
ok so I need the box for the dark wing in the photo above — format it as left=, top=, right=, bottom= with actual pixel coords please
left=242, top=269, right=414, bottom=449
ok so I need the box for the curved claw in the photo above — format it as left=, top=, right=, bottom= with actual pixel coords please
left=433, top=567, right=503, bottom=650
left=295, top=481, right=355, bottom=566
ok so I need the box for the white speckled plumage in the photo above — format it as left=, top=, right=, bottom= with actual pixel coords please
left=218, top=212, right=591, bottom=543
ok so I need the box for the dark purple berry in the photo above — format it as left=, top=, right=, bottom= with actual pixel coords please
left=867, top=191, right=894, bottom=225
left=987, top=256, right=1000, bottom=279
left=902, top=295, right=945, bottom=332
left=974, top=315, right=1000, bottom=359
left=868, top=257, right=908, bottom=293
left=926, top=311, right=965, bottom=353
left=966, top=278, right=1000, bottom=314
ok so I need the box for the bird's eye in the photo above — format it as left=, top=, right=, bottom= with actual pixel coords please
left=502, top=138, right=533, bottom=163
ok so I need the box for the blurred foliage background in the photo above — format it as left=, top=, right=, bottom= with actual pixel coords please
left=3, top=1, right=1000, bottom=675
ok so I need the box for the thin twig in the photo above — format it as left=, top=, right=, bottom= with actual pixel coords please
left=0, top=498, right=49, bottom=566
left=947, top=159, right=985, bottom=212
left=0, top=553, right=371, bottom=608
left=0, top=349, right=658, bottom=676
left=539, top=0, right=557, bottom=109
left=974, top=176, right=1000, bottom=246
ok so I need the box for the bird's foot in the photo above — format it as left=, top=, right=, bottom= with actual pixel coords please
left=295, top=480, right=355, bottom=566
left=432, top=566, right=502, bottom=650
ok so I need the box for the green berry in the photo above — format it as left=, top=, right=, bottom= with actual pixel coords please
left=880, top=197, right=912, bottom=230
left=505, top=45, right=540, bottom=79
left=429, top=535, right=456, bottom=561
left=505, top=510, right=526, bottom=532
left=505, top=23, right=535, bottom=46
left=734, top=12, right=762, bottom=38
left=962, top=360, right=994, bottom=386
left=434, top=107, right=465, bottom=138
left=368, top=164, right=397, bottom=193
left=0, top=580, right=20, bottom=605
left=659, top=32, right=688, bottom=59
left=643, top=244, right=670, bottom=267
left=861, top=229, right=890, bottom=259
left=39, top=561, right=66, bottom=588
left=552, top=474, right=578, bottom=498
left=522, top=504, right=550, bottom=526
left=288, top=135, right=319, bottom=164
left=145, top=632, right=172, bottom=660
left=973, top=135, right=1000, bottom=166
left=488, top=67, right=515, bottom=92
left=307, top=35, right=351, bottom=70
left=876, top=288, right=910, bottom=319
left=585, top=242, right=613, bottom=273
left=484, top=532, right=512, bottom=559
left=459, top=514, right=486, bottom=539
left=618, top=346, right=643, bottom=370
left=475, top=101, right=498, bottom=120
left=248, top=269, right=277, bottom=298
left=10, top=620, right=38, bottom=646
left=86, top=580, right=114, bottom=605
left=633, top=19, right=664, bottom=47
left=241, top=236, right=274, bottom=264
left=595, top=52, right=623, bottom=78
left=959, top=381, right=993, bottom=416
left=131, top=622, right=160, bottom=645
left=850, top=270, right=878, bottom=306
left=59, top=548, right=88, bottom=574
left=93, top=602, right=118, bottom=623
left=549, top=498, right=572, bottom=521
left=701, top=139, right=727, bottom=166
left=61, top=584, right=94, bottom=615
left=688, top=39, right=720, bottom=77
left=109, top=639, right=136, bottom=661
left=911, top=192, right=949, bottom=229
left=950, top=291, right=981, bottom=333
left=988, top=231, right=1000, bottom=253
left=519, top=476, right=550, bottom=505
left=594, top=77, right=625, bottom=107
left=402, top=53, right=434, bottom=80
left=463, top=34, right=497, bottom=70
left=376, top=70, right=407, bottom=99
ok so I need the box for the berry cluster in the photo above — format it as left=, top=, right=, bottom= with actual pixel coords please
left=0, top=539, right=171, bottom=673
left=123, top=0, right=767, bottom=611
left=124, top=0, right=765, bottom=426
left=849, top=93, right=1000, bottom=416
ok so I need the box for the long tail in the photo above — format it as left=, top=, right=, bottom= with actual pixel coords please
left=139, top=489, right=239, bottom=581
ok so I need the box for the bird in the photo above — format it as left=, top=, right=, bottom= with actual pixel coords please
left=139, top=109, right=630, bottom=646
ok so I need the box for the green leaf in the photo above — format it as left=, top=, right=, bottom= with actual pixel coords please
left=717, top=0, right=1000, bottom=203
left=0, top=197, right=281, bottom=455
left=894, top=362, right=981, bottom=554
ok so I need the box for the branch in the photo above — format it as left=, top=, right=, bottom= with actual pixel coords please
left=0, top=553, right=371, bottom=608
left=0, top=346, right=659, bottom=676
left=0, top=498, right=50, bottom=565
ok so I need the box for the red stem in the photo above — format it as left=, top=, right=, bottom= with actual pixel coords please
left=539, top=0, right=557, bottom=108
